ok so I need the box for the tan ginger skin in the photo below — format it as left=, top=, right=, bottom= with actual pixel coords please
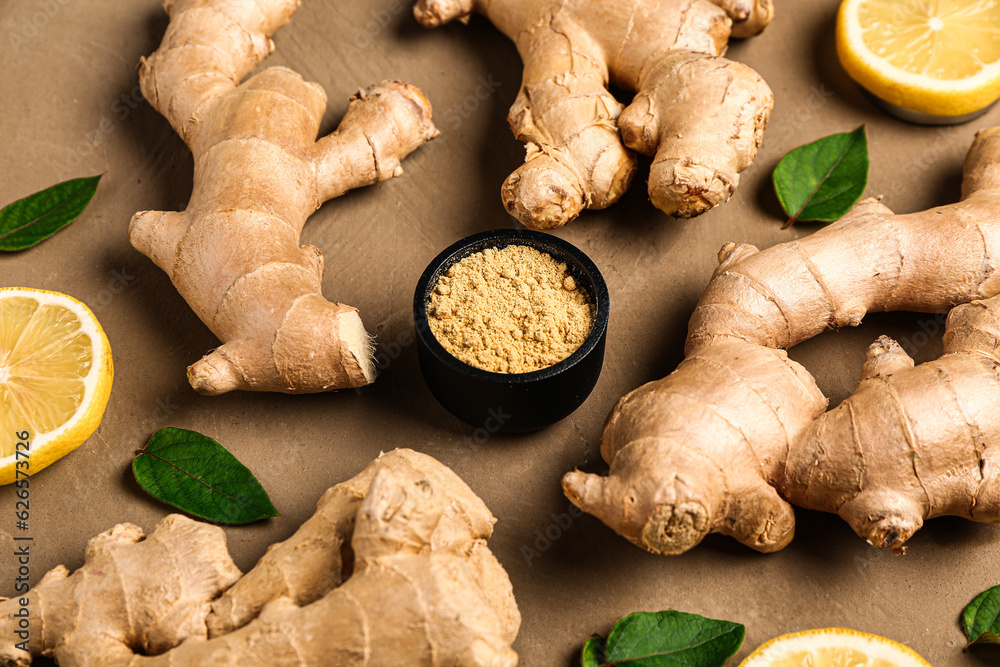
left=130, top=0, right=438, bottom=395
left=0, top=449, right=520, bottom=666
left=564, top=127, right=1000, bottom=555
left=413, top=0, right=774, bottom=230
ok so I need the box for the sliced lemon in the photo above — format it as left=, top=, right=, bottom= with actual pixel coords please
left=837, top=0, right=1000, bottom=117
left=0, top=287, right=113, bottom=484
left=740, top=628, right=932, bottom=667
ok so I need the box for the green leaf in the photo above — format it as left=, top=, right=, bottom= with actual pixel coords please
left=0, top=175, right=102, bottom=251
left=133, top=427, right=279, bottom=525
left=581, top=610, right=744, bottom=667
left=773, top=126, right=868, bottom=228
left=582, top=637, right=607, bottom=667
left=963, top=585, right=1000, bottom=646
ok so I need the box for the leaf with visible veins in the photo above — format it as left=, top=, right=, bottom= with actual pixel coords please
left=773, top=126, right=868, bottom=228
left=581, top=610, right=744, bottom=666
left=0, top=175, right=102, bottom=251
left=964, top=585, right=1000, bottom=647
left=133, top=427, right=279, bottom=524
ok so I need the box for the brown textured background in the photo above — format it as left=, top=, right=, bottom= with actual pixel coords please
left=1, top=0, right=999, bottom=664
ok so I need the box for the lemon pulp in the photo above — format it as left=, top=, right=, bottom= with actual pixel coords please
left=1, top=297, right=92, bottom=451
left=838, top=0, right=1000, bottom=116
left=771, top=647, right=905, bottom=667
left=0, top=288, right=112, bottom=483
left=859, top=1, right=1000, bottom=80
left=740, top=628, right=932, bottom=667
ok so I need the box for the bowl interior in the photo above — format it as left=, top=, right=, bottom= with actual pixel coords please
left=414, top=229, right=609, bottom=384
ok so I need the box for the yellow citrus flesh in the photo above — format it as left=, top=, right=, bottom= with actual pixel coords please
left=740, top=628, right=932, bottom=667
left=0, top=288, right=113, bottom=484
left=837, top=0, right=1000, bottom=116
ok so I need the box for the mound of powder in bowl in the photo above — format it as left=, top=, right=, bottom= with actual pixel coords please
left=427, top=244, right=594, bottom=373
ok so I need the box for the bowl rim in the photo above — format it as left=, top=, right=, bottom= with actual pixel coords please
left=413, top=228, right=610, bottom=385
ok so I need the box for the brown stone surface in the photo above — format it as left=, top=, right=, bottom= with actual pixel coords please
left=1, top=1, right=998, bottom=664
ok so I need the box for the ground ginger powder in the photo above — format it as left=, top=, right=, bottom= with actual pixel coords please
left=427, top=244, right=594, bottom=373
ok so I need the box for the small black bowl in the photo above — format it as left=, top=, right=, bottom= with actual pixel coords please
left=413, top=229, right=609, bottom=434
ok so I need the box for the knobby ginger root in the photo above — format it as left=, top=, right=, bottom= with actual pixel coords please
left=413, top=0, right=774, bottom=230
left=0, top=449, right=520, bottom=666
left=563, top=126, right=1000, bottom=554
left=0, top=516, right=242, bottom=665
left=130, top=0, right=438, bottom=395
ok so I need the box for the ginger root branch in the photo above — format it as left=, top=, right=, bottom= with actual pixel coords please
left=0, top=450, right=520, bottom=666
left=132, top=0, right=438, bottom=394
left=564, top=126, right=1000, bottom=554
left=414, top=0, right=773, bottom=229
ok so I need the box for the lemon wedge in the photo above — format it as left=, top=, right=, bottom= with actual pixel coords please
left=740, top=628, right=932, bottom=667
left=0, top=287, right=113, bottom=484
left=837, top=0, right=1000, bottom=117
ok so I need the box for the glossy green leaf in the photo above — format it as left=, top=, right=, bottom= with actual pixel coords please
left=133, top=427, right=279, bottom=524
left=964, top=585, right=1000, bottom=646
left=773, top=126, right=868, bottom=228
left=581, top=610, right=744, bottom=667
left=582, top=637, right=606, bottom=667
left=0, top=175, right=102, bottom=251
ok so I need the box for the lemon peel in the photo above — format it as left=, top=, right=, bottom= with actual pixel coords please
left=837, top=0, right=1000, bottom=117
left=741, top=627, right=932, bottom=667
left=0, top=287, right=113, bottom=483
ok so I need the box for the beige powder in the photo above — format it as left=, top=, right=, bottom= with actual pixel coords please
left=427, top=244, right=594, bottom=373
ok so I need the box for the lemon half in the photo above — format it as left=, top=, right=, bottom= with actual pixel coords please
left=0, top=287, right=113, bottom=484
left=837, top=0, right=1000, bottom=117
left=740, top=628, right=932, bottom=667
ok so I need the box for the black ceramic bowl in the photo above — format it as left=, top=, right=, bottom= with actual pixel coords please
left=413, top=229, right=609, bottom=434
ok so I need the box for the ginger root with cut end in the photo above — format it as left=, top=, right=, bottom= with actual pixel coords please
left=131, top=0, right=438, bottom=395
left=413, top=0, right=773, bottom=230
left=0, top=449, right=520, bottom=666
left=564, top=126, right=1000, bottom=554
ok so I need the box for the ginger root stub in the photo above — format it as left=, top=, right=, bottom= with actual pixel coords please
left=428, top=245, right=594, bottom=373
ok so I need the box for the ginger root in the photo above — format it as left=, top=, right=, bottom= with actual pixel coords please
left=413, top=0, right=773, bottom=230
left=131, top=0, right=438, bottom=395
left=564, top=126, right=1000, bottom=554
left=0, top=449, right=520, bottom=666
